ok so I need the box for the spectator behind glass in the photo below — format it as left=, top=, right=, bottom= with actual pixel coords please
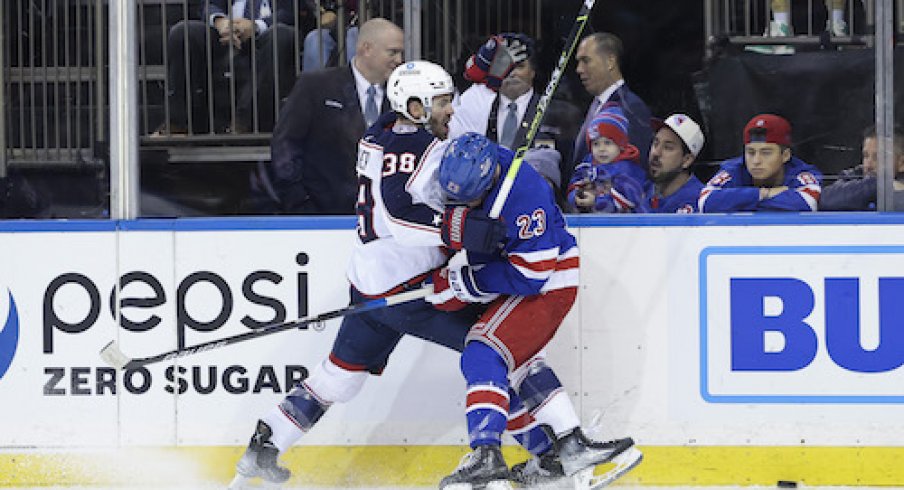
left=154, top=0, right=297, bottom=135
left=257, top=18, right=403, bottom=215
left=565, top=103, right=649, bottom=214
left=302, top=0, right=359, bottom=71
left=698, top=114, right=823, bottom=212
left=646, top=114, right=706, bottom=213
left=573, top=32, right=652, bottom=176
left=820, top=125, right=904, bottom=211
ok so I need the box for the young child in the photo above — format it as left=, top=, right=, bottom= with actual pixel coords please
left=566, top=103, right=649, bottom=213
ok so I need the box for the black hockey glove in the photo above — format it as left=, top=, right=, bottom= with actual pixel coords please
left=440, top=206, right=507, bottom=255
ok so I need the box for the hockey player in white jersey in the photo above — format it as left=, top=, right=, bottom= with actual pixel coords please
left=228, top=60, right=630, bottom=490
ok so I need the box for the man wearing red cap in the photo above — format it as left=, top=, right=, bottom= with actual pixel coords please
left=698, top=114, right=823, bottom=212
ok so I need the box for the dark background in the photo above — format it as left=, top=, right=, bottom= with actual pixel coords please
left=2, top=0, right=902, bottom=217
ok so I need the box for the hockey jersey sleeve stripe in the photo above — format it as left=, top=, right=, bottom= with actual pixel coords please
left=406, top=138, right=442, bottom=193
left=698, top=187, right=714, bottom=211
left=555, top=255, right=580, bottom=271
left=508, top=248, right=560, bottom=269
left=540, top=269, right=579, bottom=292
left=509, top=253, right=558, bottom=275
left=539, top=246, right=580, bottom=292
left=385, top=213, right=441, bottom=234
left=610, top=188, right=633, bottom=211
left=798, top=185, right=821, bottom=211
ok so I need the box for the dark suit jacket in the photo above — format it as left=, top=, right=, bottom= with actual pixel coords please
left=484, top=93, right=581, bottom=183
left=270, top=65, right=389, bottom=214
left=573, top=84, right=653, bottom=172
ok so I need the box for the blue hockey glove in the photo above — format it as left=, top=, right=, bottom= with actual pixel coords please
left=441, top=206, right=507, bottom=255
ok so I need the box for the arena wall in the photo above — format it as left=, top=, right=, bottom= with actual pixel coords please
left=1, top=214, right=904, bottom=487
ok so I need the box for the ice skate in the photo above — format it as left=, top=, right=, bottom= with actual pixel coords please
left=510, top=429, right=639, bottom=489
left=555, top=429, right=634, bottom=477
left=509, top=449, right=565, bottom=487
left=580, top=445, right=643, bottom=489
left=227, top=420, right=291, bottom=490
left=440, top=444, right=514, bottom=490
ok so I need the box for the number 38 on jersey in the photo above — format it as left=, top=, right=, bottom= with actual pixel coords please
left=382, top=152, right=417, bottom=176
left=355, top=149, right=420, bottom=243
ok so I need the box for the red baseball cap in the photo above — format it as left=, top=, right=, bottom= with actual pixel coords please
left=744, top=114, right=792, bottom=146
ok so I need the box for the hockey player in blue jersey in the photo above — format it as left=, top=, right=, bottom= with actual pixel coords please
left=699, top=114, right=822, bottom=212
left=645, top=114, right=705, bottom=213
left=430, top=133, right=642, bottom=490
left=228, top=61, right=631, bottom=490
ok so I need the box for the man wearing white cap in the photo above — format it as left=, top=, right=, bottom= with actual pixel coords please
left=645, top=114, right=706, bottom=213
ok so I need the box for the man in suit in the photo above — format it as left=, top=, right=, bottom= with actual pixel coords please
left=573, top=32, right=652, bottom=177
left=155, top=0, right=297, bottom=135
left=266, top=17, right=403, bottom=215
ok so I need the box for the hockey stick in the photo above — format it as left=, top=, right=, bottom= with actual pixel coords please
left=99, top=284, right=434, bottom=370
left=488, top=0, right=596, bottom=218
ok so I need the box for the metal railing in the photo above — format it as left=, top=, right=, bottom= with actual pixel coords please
left=1, top=0, right=106, bottom=174
left=2, top=0, right=546, bottom=175
left=704, top=0, right=904, bottom=58
left=139, top=0, right=543, bottom=146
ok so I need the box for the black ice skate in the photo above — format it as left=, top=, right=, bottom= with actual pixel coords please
left=228, top=420, right=291, bottom=490
left=509, top=448, right=565, bottom=487
left=555, top=428, right=634, bottom=477
left=439, top=444, right=513, bottom=489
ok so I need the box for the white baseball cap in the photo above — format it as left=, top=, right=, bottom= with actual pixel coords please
left=653, top=114, right=705, bottom=157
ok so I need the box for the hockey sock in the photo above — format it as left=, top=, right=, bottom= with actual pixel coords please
left=461, top=341, right=510, bottom=448
left=267, top=383, right=329, bottom=450
left=507, top=388, right=554, bottom=456
left=519, top=362, right=580, bottom=437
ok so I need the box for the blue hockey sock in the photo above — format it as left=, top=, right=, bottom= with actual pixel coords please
left=461, top=341, right=510, bottom=448
left=507, top=388, right=554, bottom=456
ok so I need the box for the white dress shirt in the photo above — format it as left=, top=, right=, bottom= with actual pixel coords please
left=351, top=61, right=384, bottom=125
left=449, top=84, right=534, bottom=142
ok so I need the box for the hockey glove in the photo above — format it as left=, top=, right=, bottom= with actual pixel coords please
left=426, top=264, right=499, bottom=308
left=464, top=34, right=529, bottom=92
left=424, top=268, right=468, bottom=311
left=441, top=206, right=507, bottom=255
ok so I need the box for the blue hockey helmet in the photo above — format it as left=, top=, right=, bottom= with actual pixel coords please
left=439, top=132, right=499, bottom=203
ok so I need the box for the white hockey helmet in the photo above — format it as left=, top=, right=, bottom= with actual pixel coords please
left=387, top=60, right=455, bottom=124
